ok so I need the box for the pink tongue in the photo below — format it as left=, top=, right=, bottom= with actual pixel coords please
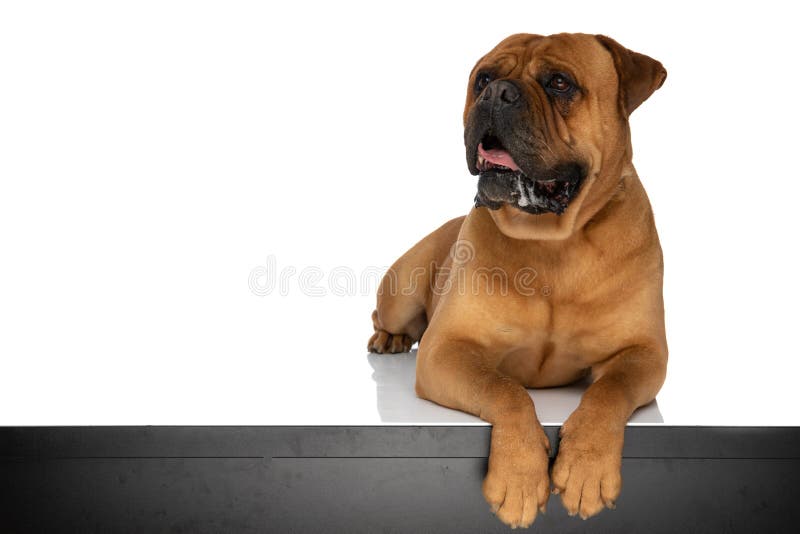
left=478, top=142, right=520, bottom=172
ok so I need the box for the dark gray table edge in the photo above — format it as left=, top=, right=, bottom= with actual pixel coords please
left=2, top=426, right=799, bottom=533
left=1, top=426, right=798, bottom=459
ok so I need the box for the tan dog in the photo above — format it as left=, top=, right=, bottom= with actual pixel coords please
left=368, top=33, right=667, bottom=528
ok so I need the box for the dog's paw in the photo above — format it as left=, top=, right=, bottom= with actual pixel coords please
left=367, top=329, right=414, bottom=354
left=483, top=424, right=551, bottom=529
left=551, top=411, right=623, bottom=519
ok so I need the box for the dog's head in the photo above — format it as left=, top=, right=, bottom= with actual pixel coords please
left=464, top=33, right=666, bottom=240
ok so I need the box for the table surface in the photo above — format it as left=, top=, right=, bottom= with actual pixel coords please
left=0, top=289, right=796, bottom=426
left=366, top=351, right=664, bottom=425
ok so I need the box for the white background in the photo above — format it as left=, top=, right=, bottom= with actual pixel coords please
left=1, top=1, right=798, bottom=424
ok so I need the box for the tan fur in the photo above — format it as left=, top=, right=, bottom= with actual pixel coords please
left=369, top=33, right=667, bottom=527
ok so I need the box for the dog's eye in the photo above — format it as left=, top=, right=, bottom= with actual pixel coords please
left=474, top=72, right=493, bottom=93
left=546, top=74, right=573, bottom=93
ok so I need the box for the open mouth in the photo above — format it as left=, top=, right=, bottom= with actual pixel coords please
left=474, top=135, right=584, bottom=215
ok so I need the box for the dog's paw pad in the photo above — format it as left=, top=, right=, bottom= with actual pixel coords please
left=483, top=458, right=549, bottom=528
left=551, top=424, right=622, bottom=519
left=367, top=330, right=413, bottom=354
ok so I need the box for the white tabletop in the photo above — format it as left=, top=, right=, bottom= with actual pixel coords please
left=368, top=351, right=663, bottom=425
left=1, top=2, right=799, bottom=427
left=0, top=287, right=795, bottom=426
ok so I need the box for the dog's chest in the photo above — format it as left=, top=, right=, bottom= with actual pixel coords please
left=487, top=244, right=636, bottom=386
left=492, top=303, right=610, bottom=387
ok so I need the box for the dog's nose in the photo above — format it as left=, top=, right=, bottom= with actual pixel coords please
left=482, top=80, right=521, bottom=106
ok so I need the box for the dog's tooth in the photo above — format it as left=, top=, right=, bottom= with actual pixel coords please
left=477, top=155, right=485, bottom=169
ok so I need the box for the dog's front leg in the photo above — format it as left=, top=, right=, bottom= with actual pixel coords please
left=416, top=336, right=551, bottom=528
left=552, top=344, right=667, bottom=519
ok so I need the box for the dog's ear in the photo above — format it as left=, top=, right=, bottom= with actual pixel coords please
left=595, top=35, right=667, bottom=116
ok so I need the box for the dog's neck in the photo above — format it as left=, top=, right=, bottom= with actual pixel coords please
left=466, top=165, right=657, bottom=259
left=582, top=168, right=657, bottom=246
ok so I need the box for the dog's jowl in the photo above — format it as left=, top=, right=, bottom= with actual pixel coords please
left=369, top=33, right=667, bottom=528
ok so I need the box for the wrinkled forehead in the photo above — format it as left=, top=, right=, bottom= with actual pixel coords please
left=478, top=33, right=615, bottom=83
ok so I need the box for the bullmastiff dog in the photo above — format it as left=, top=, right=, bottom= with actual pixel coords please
left=368, top=32, right=667, bottom=528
